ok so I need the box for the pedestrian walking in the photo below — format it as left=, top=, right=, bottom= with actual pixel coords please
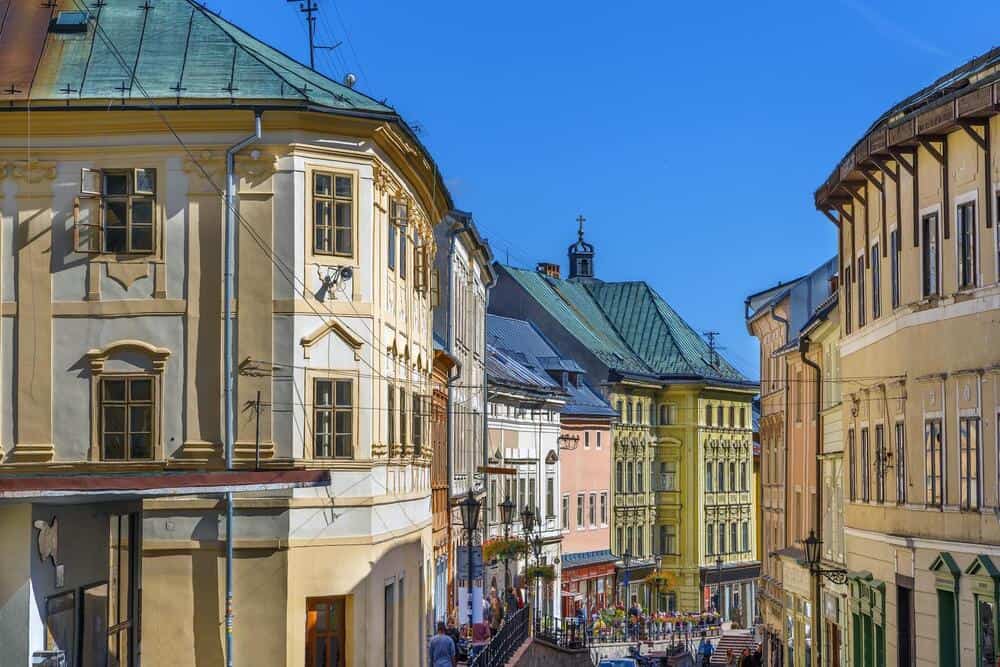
left=697, top=632, right=715, bottom=667
left=429, top=621, right=456, bottom=667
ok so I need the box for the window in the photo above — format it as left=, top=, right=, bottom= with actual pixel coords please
left=397, top=577, right=405, bottom=663
left=741, top=521, right=749, bottom=552
left=384, top=582, right=395, bottom=667
left=399, top=387, right=407, bottom=448
left=584, top=432, right=590, bottom=448
left=577, top=493, right=584, bottom=528
left=729, top=462, right=736, bottom=492
left=661, top=461, right=678, bottom=491
left=871, top=243, right=881, bottom=319
left=848, top=429, right=857, bottom=501
left=740, top=461, right=748, bottom=491
left=617, top=401, right=624, bottom=420
left=718, top=522, right=726, bottom=553
left=718, top=461, right=726, bottom=492
left=890, top=228, right=900, bottom=309
left=77, top=168, right=157, bottom=254
left=105, top=513, right=138, bottom=665
left=706, top=462, right=714, bottom=492
left=729, top=406, right=735, bottom=428
left=313, top=172, right=353, bottom=256
left=100, top=377, right=154, bottom=460
left=386, top=384, right=395, bottom=447
left=616, top=461, right=623, bottom=491
left=960, top=416, right=980, bottom=510
left=857, top=255, right=866, bottom=327
left=561, top=495, right=569, bottom=530
left=895, top=422, right=906, bottom=504
left=391, top=198, right=408, bottom=278
left=717, top=406, right=724, bottom=427
left=637, top=403, right=643, bottom=424
left=589, top=493, right=596, bottom=526
left=740, top=406, right=746, bottom=428
left=730, top=523, right=738, bottom=554
left=616, top=527, right=624, bottom=553
left=546, top=477, right=555, bottom=518
left=518, top=477, right=526, bottom=511
left=661, top=524, right=677, bottom=554
left=626, top=526, right=634, bottom=554
left=860, top=427, right=870, bottom=502
left=306, top=596, right=346, bottom=667
left=636, top=528, right=643, bottom=556
left=706, top=524, right=714, bottom=555
left=314, top=379, right=353, bottom=458
left=705, top=404, right=712, bottom=426
left=627, top=462, right=634, bottom=493
left=387, top=214, right=396, bottom=270
left=597, top=432, right=602, bottom=449
left=843, top=263, right=853, bottom=334
left=875, top=425, right=885, bottom=503
left=922, top=212, right=940, bottom=297
left=411, top=394, right=422, bottom=456
left=626, top=401, right=633, bottom=424
left=528, top=478, right=536, bottom=516
left=925, top=419, right=943, bottom=506
left=958, top=201, right=977, bottom=289
left=795, top=369, right=803, bottom=422
left=600, top=492, right=607, bottom=524
left=636, top=463, right=643, bottom=492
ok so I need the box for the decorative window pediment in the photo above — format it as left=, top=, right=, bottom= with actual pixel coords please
left=300, top=320, right=363, bottom=360
left=86, top=339, right=170, bottom=374
left=931, top=552, right=963, bottom=592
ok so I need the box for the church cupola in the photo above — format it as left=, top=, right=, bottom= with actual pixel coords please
left=567, top=214, right=595, bottom=280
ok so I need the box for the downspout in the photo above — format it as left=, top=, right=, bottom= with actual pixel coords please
left=223, top=111, right=262, bottom=667
left=445, top=220, right=458, bottom=497
left=799, top=335, right=823, bottom=667
left=481, top=248, right=496, bottom=529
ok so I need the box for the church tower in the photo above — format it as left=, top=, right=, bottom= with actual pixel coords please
left=567, top=215, right=595, bottom=280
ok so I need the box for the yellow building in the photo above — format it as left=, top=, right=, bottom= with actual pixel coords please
left=814, top=47, right=1000, bottom=667
left=490, top=224, right=759, bottom=617
left=0, top=2, right=451, bottom=665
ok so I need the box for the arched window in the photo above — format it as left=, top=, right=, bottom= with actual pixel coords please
left=636, top=402, right=643, bottom=424
left=616, top=461, right=623, bottom=490
left=626, top=401, right=634, bottom=424
left=705, top=404, right=713, bottom=426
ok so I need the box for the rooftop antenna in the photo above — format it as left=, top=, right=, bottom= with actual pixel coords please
left=287, top=1, right=342, bottom=70
left=704, top=331, right=723, bottom=369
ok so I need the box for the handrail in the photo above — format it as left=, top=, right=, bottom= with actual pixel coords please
left=468, top=606, right=530, bottom=667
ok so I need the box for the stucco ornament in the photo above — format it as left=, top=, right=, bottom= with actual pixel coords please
left=34, top=516, right=58, bottom=564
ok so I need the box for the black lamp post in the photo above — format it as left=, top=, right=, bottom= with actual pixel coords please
left=801, top=530, right=847, bottom=584
left=715, top=556, right=723, bottom=617
left=530, top=534, right=544, bottom=621
left=654, top=554, right=663, bottom=613
left=459, top=489, right=482, bottom=631
left=621, top=549, right=633, bottom=607
left=520, top=507, right=536, bottom=615
left=499, top=496, right=516, bottom=608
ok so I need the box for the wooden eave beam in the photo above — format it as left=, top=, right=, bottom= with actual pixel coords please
left=861, top=168, right=883, bottom=192
left=957, top=119, right=988, bottom=150
left=917, top=136, right=946, bottom=164
left=873, top=158, right=898, bottom=183
left=832, top=200, right=854, bottom=224
left=819, top=207, right=840, bottom=226
left=888, top=148, right=915, bottom=176
left=957, top=118, right=993, bottom=228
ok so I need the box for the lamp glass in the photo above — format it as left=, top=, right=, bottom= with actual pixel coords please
left=520, top=507, right=535, bottom=534
left=804, top=530, right=821, bottom=568
left=459, top=489, right=481, bottom=532
left=499, top=496, right=515, bottom=527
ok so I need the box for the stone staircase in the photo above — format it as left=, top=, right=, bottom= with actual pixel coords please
left=710, top=630, right=756, bottom=664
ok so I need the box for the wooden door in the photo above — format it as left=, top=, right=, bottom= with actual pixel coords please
left=306, top=597, right=346, bottom=667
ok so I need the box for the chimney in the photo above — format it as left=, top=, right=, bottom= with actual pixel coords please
left=536, top=262, right=561, bottom=279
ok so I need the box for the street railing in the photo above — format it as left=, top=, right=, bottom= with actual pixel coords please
left=533, top=615, right=722, bottom=650
left=468, top=606, right=529, bottom=667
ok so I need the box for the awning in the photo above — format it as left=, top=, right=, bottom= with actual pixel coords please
left=0, top=469, right=331, bottom=503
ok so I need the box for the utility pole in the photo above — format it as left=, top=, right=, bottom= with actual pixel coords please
left=287, top=0, right=319, bottom=69
left=287, top=0, right=343, bottom=72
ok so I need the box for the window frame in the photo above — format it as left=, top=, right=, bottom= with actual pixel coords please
left=871, top=242, right=881, bottom=319
left=76, top=167, right=159, bottom=257
left=921, top=209, right=941, bottom=298
left=856, top=253, right=866, bottom=327
left=311, top=170, right=355, bottom=258
left=311, top=376, right=356, bottom=459
left=98, top=374, right=157, bottom=462
left=925, top=418, right=943, bottom=507
left=895, top=421, right=906, bottom=505
left=956, top=196, right=978, bottom=290
left=890, top=226, right=900, bottom=310
left=860, top=426, right=870, bottom=502
left=959, top=416, right=981, bottom=511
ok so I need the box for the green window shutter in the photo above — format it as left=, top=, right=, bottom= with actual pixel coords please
left=853, top=612, right=863, bottom=667
left=938, top=589, right=958, bottom=667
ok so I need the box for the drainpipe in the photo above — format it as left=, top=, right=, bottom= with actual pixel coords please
left=481, top=249, right=496, bottom=529
left=799, top=335, right=823, bottom=667
left=223, top=111, right=262, bottom=667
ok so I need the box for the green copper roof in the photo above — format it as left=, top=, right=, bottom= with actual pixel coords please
left=499, top=265, right=750, bottom=386
left=586, top=281, right=747, bottom=382
left=3, top=0, right=391, bottom=114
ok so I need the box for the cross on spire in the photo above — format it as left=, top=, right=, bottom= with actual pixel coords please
left=576, top=214, right=586, bottom=241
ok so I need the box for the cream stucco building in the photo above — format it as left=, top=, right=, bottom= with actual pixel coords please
left=0, top=2, right=453, bottom=665
left=814, top=47, right=1000, bottom=667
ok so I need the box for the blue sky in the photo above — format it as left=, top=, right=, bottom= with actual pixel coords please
left=213, top=0, right=997, bottom=378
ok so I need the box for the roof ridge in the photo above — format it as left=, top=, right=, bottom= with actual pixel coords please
left=190, top=0, right=373, bottom=109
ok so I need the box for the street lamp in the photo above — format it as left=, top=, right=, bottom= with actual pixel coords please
left=459, top=489, right=482, bottom=631
left=654, top=555, right=663, bottom=613
left=499, top=496, right=516, bottom=599
left=715, top=556, right=723, bottom=618
left=520, top=506, right=535, bottom=536
left=530, top=534, right=544, bottom=621
left=801, top=530, right=847, bottom=584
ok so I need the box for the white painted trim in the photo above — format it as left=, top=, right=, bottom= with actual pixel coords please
left=845, top=525, right=1000, bottom=555
left=953, top=188, right=981, bottom=289
left=839, top=286, right=1000, bottom=356
left=919, top=203, right=942, bottom=299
